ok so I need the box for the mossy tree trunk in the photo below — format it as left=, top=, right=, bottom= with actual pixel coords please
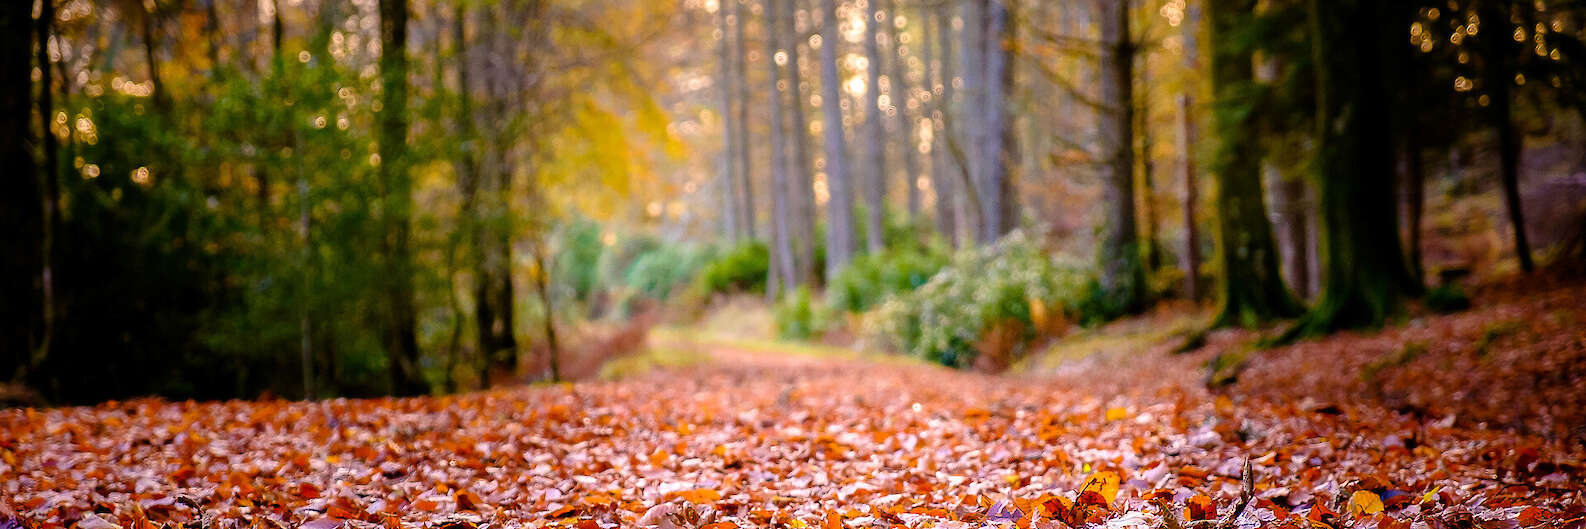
left=1286, top=0, right=1422, bottom=338
left=1205, top=0, right=1302, bottom=328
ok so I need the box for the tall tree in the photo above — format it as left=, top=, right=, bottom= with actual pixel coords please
left=1095, top=0, right=1144, bottom=312
left=785, top=0, right=817, bottom=286
left=1475, top=1, right=1534, bottom=273
left=862, top=0, right=887, bottom=252
left=378, top=0, right=427, bottom=395
left=2, top=0, right=40, bottom=381
left=1285, top=0, right=1421, bottom=338
left=1177, top=2, right=1202, bottom=300
left=927, top=5, right=959, bottom=244
left=885, top=0, right=922, bottom=222
left=980, top=0, right=1015, bottom=242
left=959, top=0, right=986, bottom=243
left=1205, top=0, right=1301, bottom=327
left=819, top=0, right=857, bottom=278
left=731, top=0, right=757, bottom=240
left=766, top=0, right=796, bottom=293
left=716, top=0, right=742, bottom=240
left=36, top=0, right=60, bottom=370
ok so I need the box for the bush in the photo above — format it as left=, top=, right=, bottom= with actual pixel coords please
left=1424, top=284, right=1471, bottom=313
left=868, top=231, right=1090, bottom=368
left=827, top=247, right=948, bottom=314
left=695, top=241, right=769, bottom=296
left=774, top=286, right=832, bottom=339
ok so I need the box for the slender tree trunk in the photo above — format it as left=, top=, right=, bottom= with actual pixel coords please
left=980, top=0, right=1015, bottom=242
left=1178, top=3, right=1202, bottom=300
left=819, top=0, right=857, bottom=278
left=35, top=0, right=58, bottom=371
left=3, top=0, right=40, bottom=381
left=531, top=244, right=560, bottom=382
left=1285, top=0, right=1421, bottom=338
left=1405, top=132, right=1425, bottom=284
left=785, top=0, right=816, bottom=286
left=716, top=2, right=741, bottom=241
left=378, top=0, right=426, bottom=396
left=140, top=7, right=168, bottom=114
left=886, top=0, right=921, bottom=223
left=1478, top=4, right=1533, bottom=273
left=731, top=0, right=757, bottom=240
left=1138, top=64, right=1158, bottom=270
left=927, top=6, right=958, bottom=243
left=959, top=0, right=986, bottom=244
left=766, top=0, right=795, bottom=296
left=862, top=0, right=887, bottom=252
left=1096, top=0, right=1143, bottom=312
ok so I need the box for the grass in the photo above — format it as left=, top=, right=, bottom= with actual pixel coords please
left=596, top=344, right=710, bottom=381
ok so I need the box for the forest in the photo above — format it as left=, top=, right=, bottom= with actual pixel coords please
left=3, top=0, right=1586, bottom=527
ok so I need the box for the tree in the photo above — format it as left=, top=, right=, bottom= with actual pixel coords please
left=785, top=0, right=817, bottom=286
left=979, top=0, right=1015, bottom=242
left=1205, top=0, right=1302, bottom=327
left=884, top=0, right=922, bottom=223
left=819, top=0, right=857, bottom=278
left=716, top=0, right=742, bottom=240
left=766, top=0, right=796, bottom=294
left=1474, top=0, right=1534, bottom=273
left=2, top=0, right=39, bottom=381
left=1177, top=1, right=1202, bottom=300
left=862, top=0, right=887, bottom=253
left=731, top=0, right=757, bottom=240
left=1095, top=0, right=1144, bottom=313
left=1284, top=0, right=1421, bottom=338
left=378, top=0, right=428, bottom=396
left=927, top=4, right=960, bottom=244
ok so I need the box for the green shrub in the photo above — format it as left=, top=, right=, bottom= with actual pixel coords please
left=695, top=241, right=769, bottom=296
left=1424, top=284, right=1471, bottom=313
left=867, top=230, right=1090, bottom=368
left=625, top=243, right=713, bottom=301
left=827, top=247, right=948, bottom=314
left=775, top=286, right=832, bottom=339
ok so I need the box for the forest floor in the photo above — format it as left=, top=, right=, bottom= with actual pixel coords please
left=4, top=278, right=1586, bottom=529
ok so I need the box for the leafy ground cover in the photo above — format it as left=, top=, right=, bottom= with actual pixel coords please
left=4, top=283, right=1586, bottom=529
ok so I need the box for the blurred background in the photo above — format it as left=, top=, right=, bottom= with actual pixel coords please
left=3, top=0, right=1585, bottom=404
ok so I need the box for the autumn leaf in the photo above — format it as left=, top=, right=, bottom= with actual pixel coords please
left=1081, top=471, right=1121, bottom=505
left=1348, top=491, right=1385, bottom=516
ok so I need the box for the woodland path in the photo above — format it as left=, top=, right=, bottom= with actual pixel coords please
left=2, top=337, right=1582, bottom=529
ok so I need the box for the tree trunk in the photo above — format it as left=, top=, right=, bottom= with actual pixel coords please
left=35, top=0, right=58, bottom=372
left=716, top=2, right=741, bottom=241
left=766, top=0, right=795, bottom=296
left=1138, top=64, right=1158, bottom=270
left=1177, top=3, right=1201, bottom=300
left=819, top=0, right=857, bottom=278
left=785, top=0, right=817, bottom=286
left=531, top=245, right=560, bottom=382
left=980, top=0, right=1015, bottom=242
left=927, top=5, right=958, bottom=244
left=378, top=0, right=427, bottom=396
left=1285, top=0, right=1421, bottom=338
left=1206, top=0, right=1300, bottom=328
left=731, top=0, right=757, bottom=240
left=3, top=0, right=40, bottom=381
left=886, top=0, right=921, bottom=223
left=1095, top=0, right=1143, bottom=313
left=959, top=0, right=986, bottom=245
left=1478, top=1, right=1532, bottom=273
left=862, top=0, right=887, bottom=253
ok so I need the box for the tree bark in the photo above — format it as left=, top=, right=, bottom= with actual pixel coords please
left=927, top=5, right=958, bottom=244
left=731, top=0, right=757, bottom=240
left=1479, top=1, right=1533, bottom=273
left=819, top=0, right=857, bottom=278
left=35, top=0, right=58, bottom=372
left=716, top=1, right=742, bottom=241
left=980, top=0, right=1015, bottom=242
left=785, top=0, right=817, bottom=286
left=766, top=0, right=796, bottom=296
left=886, top=0, right=921, bottom=223
left=1284, top=0, right=1421, bottom=338
left=1096, top=0, right=1143, bottom=313
left=378, top=0, right=427, bottom=396
left=1206, top=0, right=1301, bottom=328
left=862, top=0, right=887, bottom=253
left=3, top=0, right=40, bottom=381
left=1177, top=3, right=1201, bottom=300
